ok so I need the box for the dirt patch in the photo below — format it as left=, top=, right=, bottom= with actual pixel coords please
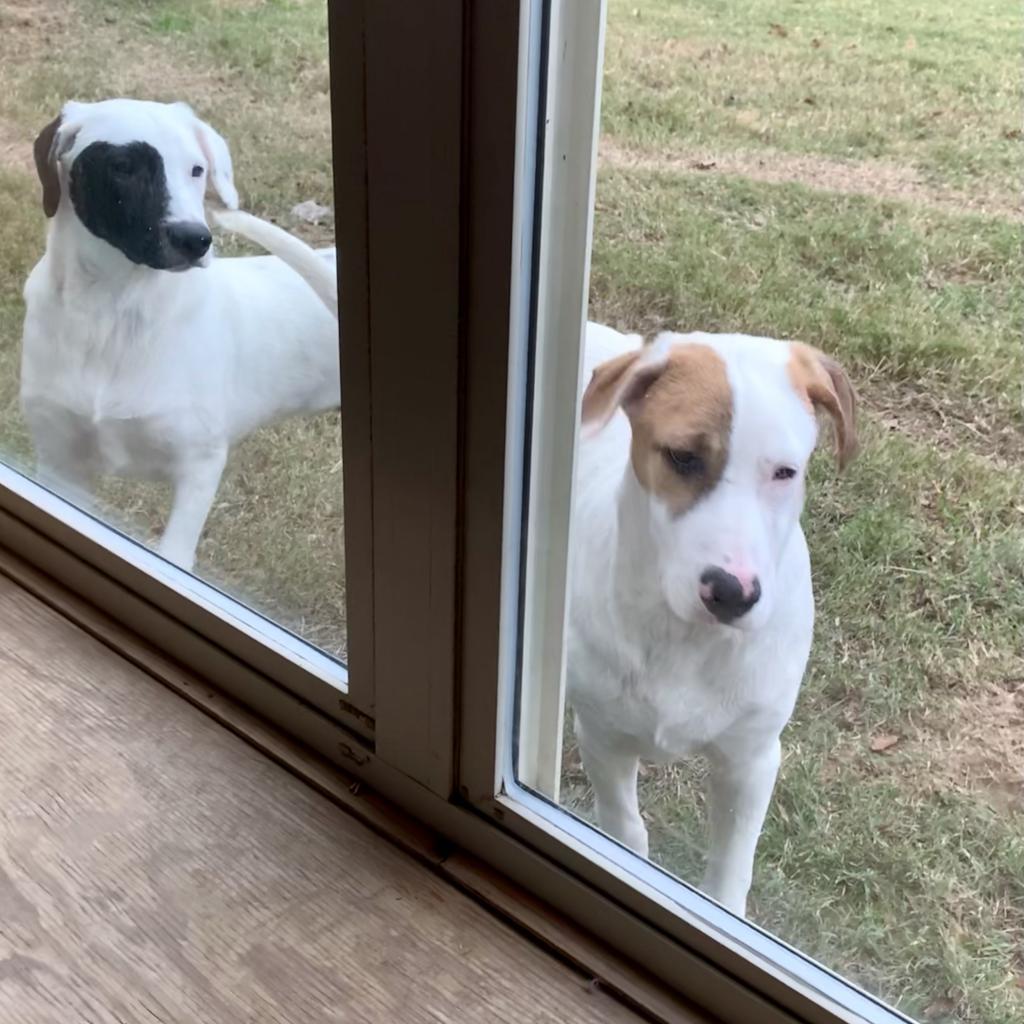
left=0, top=118, right=34, bottom=175
left=0, top=0, right=71, bottom=69
left=0, top=0, right=63, bottom=30
left=599, top=139, right=1024, bottom=222
left=652, top=37, right=717, bottom=61
left=913, top=682, right=1024, bottom=813
left=865, top=377, right=1024, bottom=467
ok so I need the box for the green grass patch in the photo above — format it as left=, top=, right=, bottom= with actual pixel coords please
left=590, top=168, right=1023, bottom=433
left=604, top=0, right=1021, bottom=193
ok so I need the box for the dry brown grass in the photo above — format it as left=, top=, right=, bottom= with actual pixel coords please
left=864, top=378, right=1024, bottom=468
left=599, top=138, right=1024, bottom=222
left=913, top=682, right=1024, bottom=813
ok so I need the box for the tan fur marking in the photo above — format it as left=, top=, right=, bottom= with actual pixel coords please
left=581, top=349, right=646, bottom=432
left=787, top=344, right=858, bottom=470
left=33, top=115, right=63, bottom=218
left=626, top=344, right=733, bottom=516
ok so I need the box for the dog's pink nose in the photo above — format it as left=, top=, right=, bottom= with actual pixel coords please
left=731, top=567, right=760, bottom=601
left=700, top=567, right=761, bottom=623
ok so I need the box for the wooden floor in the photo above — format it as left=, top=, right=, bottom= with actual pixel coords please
left=0, top=574, right=645, bottom=1024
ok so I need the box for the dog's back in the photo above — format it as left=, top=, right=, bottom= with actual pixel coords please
left=211, top=208, right=337, bottom=318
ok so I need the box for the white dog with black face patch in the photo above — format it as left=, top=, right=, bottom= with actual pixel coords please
left=569, top=321, right=856, bottom=917
left=21, top=98, right=339, bottom=570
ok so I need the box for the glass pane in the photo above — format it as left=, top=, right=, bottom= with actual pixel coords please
left=514, top=2, right=1022, bottom=1023
left=2, top=2, right=347, bottom=668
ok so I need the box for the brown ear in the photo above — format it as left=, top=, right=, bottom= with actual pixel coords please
left=581, top=347, right=668, bottom=437
left=790, top=344, right=858, bottom=470
left=34, top=115, right=64, bottom=218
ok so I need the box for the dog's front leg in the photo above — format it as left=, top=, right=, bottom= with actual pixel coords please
left=35, top=454, right=96, bottom=513
left=575, top=715, right=648, bottom=856
left=27, top=416, right=98, bottom=513
left=701, top=737, right=782, bottom=917
left=158, top=448, right=228, bottom=572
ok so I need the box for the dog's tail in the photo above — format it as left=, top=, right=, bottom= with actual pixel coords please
left=211, top=208, right=337, bottom=318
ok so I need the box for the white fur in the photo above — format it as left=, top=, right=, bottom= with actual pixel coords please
left=21, top=99, right=340, bottom=570
left=568, top=321, right=820, bottom=916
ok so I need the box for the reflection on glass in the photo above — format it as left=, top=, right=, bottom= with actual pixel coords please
left=4, top=3, right=346, bottom=661
left=522, top=3, right=1022, bottom=1022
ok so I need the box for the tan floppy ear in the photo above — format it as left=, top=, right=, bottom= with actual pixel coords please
left=790, top=344, right=858, bottom=471
left=33, top=115, right=64, bottom=217
left=581, top=346, right=669, bottom=438
left=33, top=112, right=83, bottom=218
left=176, top=103, right=238, bottom=209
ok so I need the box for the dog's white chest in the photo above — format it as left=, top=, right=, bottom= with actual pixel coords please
left=21, top=279, right=213, bottom=480
left=569, top=629, right=781, bottom=761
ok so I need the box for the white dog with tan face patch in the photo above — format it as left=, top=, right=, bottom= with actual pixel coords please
left=569, top=321, right=856, bottom=917
left=21, top=98, right=339, bottom=570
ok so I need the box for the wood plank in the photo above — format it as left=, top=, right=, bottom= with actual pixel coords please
left=0, top=549, right=710, bottom=1024
left=0, top=575, right=643, bottom=1024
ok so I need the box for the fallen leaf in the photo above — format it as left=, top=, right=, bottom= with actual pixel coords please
left=922, top=997, right=956, bottom=1020
left=870, top=734, right=901, bottom=753
left=1003, top=128, right=1024, bottom=141
left=691, top=159, right=717, bottom=170
left=810, top=37, right=822, bottom=48
left=803, top=96, right=816, bottom=106
left=769, top=23, right=788, bottom=37
left=291, top=199, right=331, bottom=224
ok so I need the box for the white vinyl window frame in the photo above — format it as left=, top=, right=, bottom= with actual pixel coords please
left=0, top=4, right=916, bottom=1024
left=516, top=0, right=607, bottom=801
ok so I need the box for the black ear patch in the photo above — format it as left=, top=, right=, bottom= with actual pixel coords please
left=69, top=141, right=174, bottom=268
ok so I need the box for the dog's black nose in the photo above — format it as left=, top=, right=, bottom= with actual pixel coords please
left=700, top=567, right=761, bottom=623
left=165, top=221, right=212, bottom=261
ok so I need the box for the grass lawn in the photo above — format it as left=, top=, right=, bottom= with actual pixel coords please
left=0, top=1, right=1021, bottom=1022
left=566, top=4, right=1022, bottom=1023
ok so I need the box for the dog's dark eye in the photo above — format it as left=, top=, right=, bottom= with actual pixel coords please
left=773, top=466, right=797, bottom=481
left=664, top=449, right=705, bottom=477
left=191, top=165, right=204, bottom=178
